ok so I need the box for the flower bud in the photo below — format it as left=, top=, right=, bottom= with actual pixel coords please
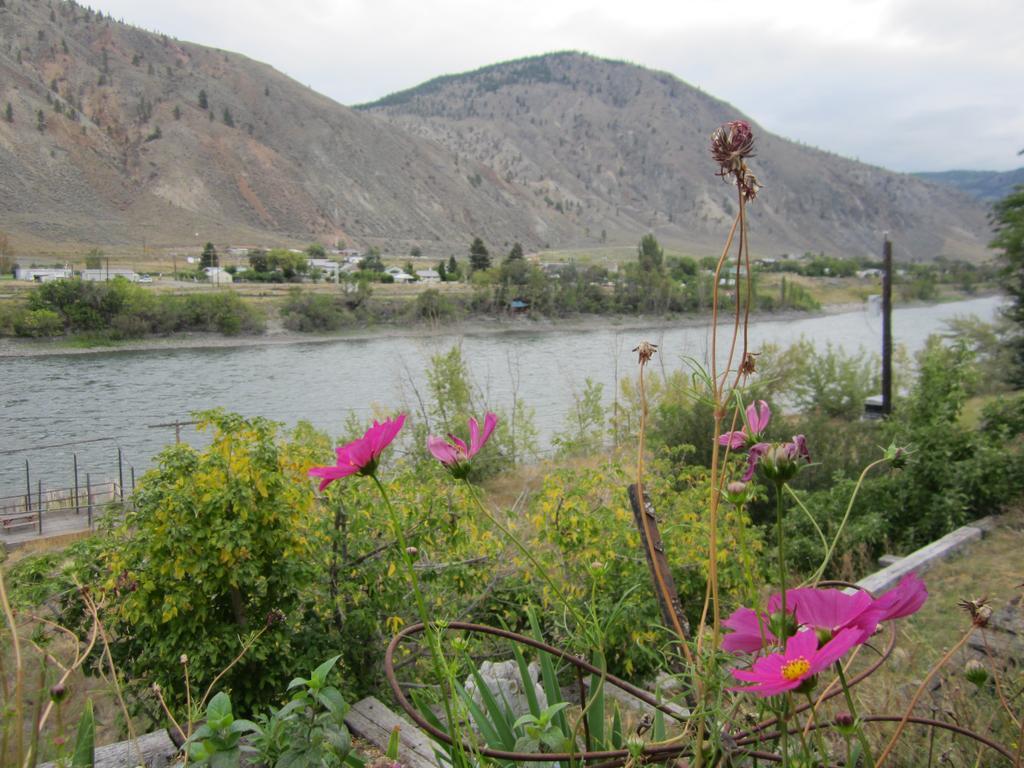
left=49, top=683, right=67, bottom=703
left=964, top=659, right=989, bottom=687
left=405, top=546, right=418, bottom=556
left=625, top=734, right=646, bottom=758
left=834, top=711, right=857, bottom=737
left=723, top=480, right=750, bottom=506
left=180, top=654, right=188, bottom=665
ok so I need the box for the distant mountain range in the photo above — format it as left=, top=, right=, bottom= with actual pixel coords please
left=0, top=1, right=994, bottom=261
left=913, top=167, right=1024, bottom=203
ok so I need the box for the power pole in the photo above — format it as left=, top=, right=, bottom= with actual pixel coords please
left=881, top=234, right=893, bottom=415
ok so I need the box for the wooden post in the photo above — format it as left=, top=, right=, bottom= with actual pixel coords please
left=74, top=453, right=81, bottom=515
left=628, top=484, right=691, bottom=641
left=37, top=478, right=43, bottom=535
left=130, top=466, right=135, bottom=494
left=882, top=235, right=893, bottom=415
left=25, top=459, right=31, bottom=513
left=175, top=420, right=181, bottom=444
left=87, top=474, right=93, bottom=528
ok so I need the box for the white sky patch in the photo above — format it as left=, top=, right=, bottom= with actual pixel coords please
left=97, top=0, right=1024, bottom=172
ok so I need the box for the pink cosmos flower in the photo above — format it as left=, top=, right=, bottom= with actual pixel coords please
left=730, top=628, right=861, bottom=697
left=790, top=588, right=876, bottom=643
left=722, top=607, right=777, bottom=653
left=308, top=414, right=406, bottom=490
left=719, top=400, right=771, bottom=450
left=857, top=572, right=928, bottom=629
left=743, top=434, right=810, bottom=483
left=427, top=412, right=498, bottom=478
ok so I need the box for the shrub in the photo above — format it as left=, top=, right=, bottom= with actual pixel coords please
left=13, top=308, right=63, bottom=337
left=280, top=289, right=349, bottom=332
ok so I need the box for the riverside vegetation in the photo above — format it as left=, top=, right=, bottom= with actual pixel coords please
left=2, top=122, right=1024, bottom=767
left=0, top=236, right=998, bottom=341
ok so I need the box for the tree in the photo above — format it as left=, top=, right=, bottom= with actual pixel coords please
left=36, top=109, right=45, bottom=133
left=4, top=102, right=11, bottom=123
left=446, top=255, right=462, bottom=281
left=410, top=245, right=422, bottom=258
left=84, top=248, right=103, bottom=269
left=306, top=243, right=326, bottom=259
left=637, top=233, right=664, bottom=273
left=990, top=185, right=1024, bottom=383
left=506, top=242, right=524, bottom=262
left=201, top=242, right=218, bottom=269
left=198, top=89, right=208, bottom=109
left=437, top=260, right=447, bottom=281
left=248, top=248, right=269, bottom=273
left=469, top=237, right=490, bottom=272
left=222, top=107, right=234, bottom=127
left=0, top=230, right=10, bottom=273
left=173, top=104, right=181, bottom=120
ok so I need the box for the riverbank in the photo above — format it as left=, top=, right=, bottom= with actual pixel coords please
left=0, top=302, right=871, bottom=358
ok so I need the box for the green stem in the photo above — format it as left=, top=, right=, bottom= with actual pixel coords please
left=804, top=692, right=829, bottom=764
left=369, top=475, right=465, bottom=764
left=775, top=482, right=788, bottom=626
left=835, top=662, right=876, bottom=767
left=464, top=482, right=587, bottom=629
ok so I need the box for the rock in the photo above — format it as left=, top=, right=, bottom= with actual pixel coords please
left=464, top=660, right=547, bottom=719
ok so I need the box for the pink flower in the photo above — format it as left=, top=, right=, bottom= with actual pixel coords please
left=722, top=607, right=777, bottom=653
left=744, top=435, right=810, bottom=483
left=427, top=413, right=498, bottom=478
left=856, top=573, right=928, bottom=631
left=308, top=414, right=406, bottom=490
left=790, top=588, right=876, bottom=643
left=730, top=628, right=861, bottom=697
left=719, top=400, right=771, bottom=450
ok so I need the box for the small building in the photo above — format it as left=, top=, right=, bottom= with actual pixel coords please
left=15, top=267, right=73, bottom=282
left=309, top=259, right=341, bottom=278
left=340, top=249, right=363, bottom=263
left=80, top=268, right=141, bottom=282
left=385, top=266, right=414, bottom=283
left=857, top=268, right=884, bottom=279
left=204, top=267, right=233, bottom=284
left=415, top=269, right=441, bottom=283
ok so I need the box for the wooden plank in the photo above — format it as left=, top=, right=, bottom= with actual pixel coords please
left=40, top=729, right=178, bottom=768
left=856, top=525, right=983, bottom=595
left=345, top=696, right=441, bottom=768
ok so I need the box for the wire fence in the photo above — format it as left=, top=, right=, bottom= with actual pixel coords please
left=0, top=478, right=122, bottom=538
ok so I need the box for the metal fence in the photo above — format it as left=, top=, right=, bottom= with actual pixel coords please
left=0, top=478, right=120, bottom=538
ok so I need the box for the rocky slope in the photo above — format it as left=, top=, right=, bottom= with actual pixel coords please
left=0, top=2, right=992, bottom=261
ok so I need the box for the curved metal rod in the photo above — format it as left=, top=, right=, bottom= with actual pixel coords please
left=385, top=621, right=691, bottom=763
left=737, top=715, right=1016, bottom=763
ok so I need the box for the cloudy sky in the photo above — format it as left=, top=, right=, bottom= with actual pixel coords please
left=98, top=0, right=1023, bottom=173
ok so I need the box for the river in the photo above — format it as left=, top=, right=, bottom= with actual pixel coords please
left=0, top=296, right=1004, bottom=498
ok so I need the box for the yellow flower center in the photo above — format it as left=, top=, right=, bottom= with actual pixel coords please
left=781, top=656, right=811, bottom=681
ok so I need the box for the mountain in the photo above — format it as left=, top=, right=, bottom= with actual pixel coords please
left=0, top=0, right=568, bottom=256
left=913, top=168, right=1024, bottom=203
left=0, top=3, right=992, bottom=262
left=361, top=52, right=992, bottom=262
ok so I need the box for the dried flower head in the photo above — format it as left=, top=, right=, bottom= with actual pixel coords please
left=180, top=654, right=188, bottom=665
left=964, top=659, right=989, bottom=687
left=710, top=120, right=755, bottom=174
left=739, top=351, right=759, bottom=377
left=711, top=120, right=761, bottom=202
left=265, top=608, right=286, bottom=627
left=633, top=341, right=658, bottom=366
left=957, top=597, right=992, bottom=627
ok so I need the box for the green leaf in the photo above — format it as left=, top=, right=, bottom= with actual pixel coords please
left=71, top=698, right=95, bottom=768
left=311, top=654, right=342, bottom=688
left=206, top=691, right=234, bottom=731
left=454, top=679, right=503, bottom=747
left=652, top=709, right=665, bottom=742
left=526, top=607, right=569, bottom=737
left=508, top=637, right=541, bottom=719
left=469, top=665, right=517, bottom=748
left=610, top=703, right=623, bottom=749
left=287, top=677, right=310, bottom=691
left=386, top=725, right=401, bottom=760
left=586, top=673, right=605, bottom=749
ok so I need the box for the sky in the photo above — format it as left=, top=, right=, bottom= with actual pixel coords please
left=96, top=0, right=1023, bottom=173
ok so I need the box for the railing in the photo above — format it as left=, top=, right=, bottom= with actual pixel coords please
left=0, top=479, right=120, bottom=537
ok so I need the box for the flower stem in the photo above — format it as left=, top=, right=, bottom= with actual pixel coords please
left=775, top=481, right=787, bottom=626
left=370, top=475, right=464, bottom=762
left=835, top=661, right=876, bottom=767
left=464, top=482, right=586, bottom=629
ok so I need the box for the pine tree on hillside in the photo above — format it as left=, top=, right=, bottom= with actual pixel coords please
left=198, top=89, right=208, bottom=110
left=4, top=103, right=12, bottom=123
left=469, top=237, right=490, bottom=272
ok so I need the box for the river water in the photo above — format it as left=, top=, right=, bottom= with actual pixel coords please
left=0, top=296, right=1003, bottom=498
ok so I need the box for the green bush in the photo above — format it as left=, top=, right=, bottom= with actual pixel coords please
left=280, top=289, right=349, bottom=332
left=13, top=308, right=63, bottom=337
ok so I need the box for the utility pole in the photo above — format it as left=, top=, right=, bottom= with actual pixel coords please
left=881, top=234, right=893, bottom=415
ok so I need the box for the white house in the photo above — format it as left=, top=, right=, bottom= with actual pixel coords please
left=385, top=267, right=414, bottom=283
left=15, top=267, right=72, bottom=282
left=80, top=268, right=140, bottom=282
left=204, top=267, right=233, bottom=284
left=309, top=259, right=340, bottom=278
left=415, top=269, right=441, bottom=283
